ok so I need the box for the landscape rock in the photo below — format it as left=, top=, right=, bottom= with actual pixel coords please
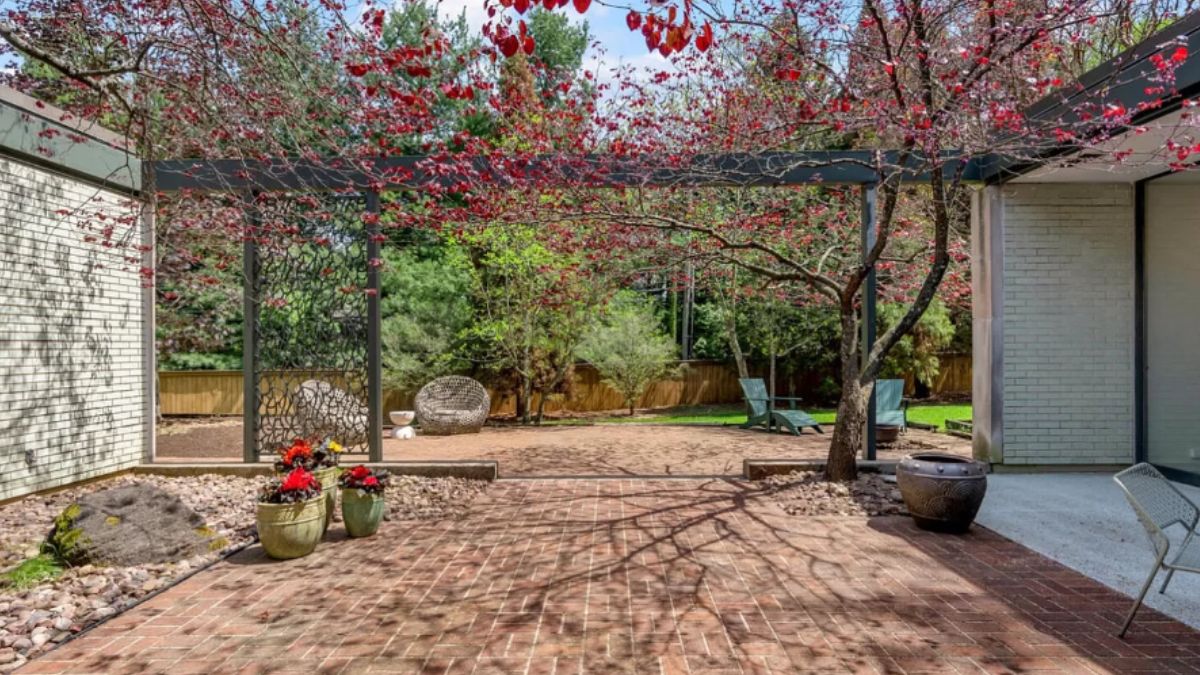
left=43, top=484, right=224, bottom=567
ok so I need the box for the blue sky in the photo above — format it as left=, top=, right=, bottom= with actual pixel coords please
left=433, top=0, right=674, bottom=81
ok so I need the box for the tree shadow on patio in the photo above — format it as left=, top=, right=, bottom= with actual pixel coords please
left=44, top=478, right=1200, bottom=674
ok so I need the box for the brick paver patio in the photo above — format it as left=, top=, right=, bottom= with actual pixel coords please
left=156, top=423, right=971, bottom=476
left=21, top=479, right=1200, bottom=674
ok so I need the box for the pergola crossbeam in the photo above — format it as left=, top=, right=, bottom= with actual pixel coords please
left=153, top=151, right=989, bottom=192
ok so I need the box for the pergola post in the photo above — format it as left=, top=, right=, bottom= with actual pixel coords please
left=242, top=191, right=260, bottom=463
left=861, top=184, right=877, bottom=461
left=366, top=191, right=383, bottom=462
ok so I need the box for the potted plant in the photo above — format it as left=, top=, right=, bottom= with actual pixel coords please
left=256, top=468, right=324, bottom=559
left=338, top=465, right=390, bottom=537
left=275, top=438, right=344, bottom=532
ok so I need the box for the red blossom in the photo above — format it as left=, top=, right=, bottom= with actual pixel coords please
left=280, top=468, right=319, bottom=493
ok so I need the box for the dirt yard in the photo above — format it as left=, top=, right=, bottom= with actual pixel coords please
left=156, top=418, right=971, bottom=476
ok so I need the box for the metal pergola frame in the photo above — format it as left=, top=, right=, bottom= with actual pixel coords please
left=153, top=152, right=992, bottom=465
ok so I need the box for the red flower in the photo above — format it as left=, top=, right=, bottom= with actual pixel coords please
left=348, top=465, right=371, bottom=481
left=363, top=476, right=379, bottom=488
left=280, top=439, right=313, bottom=469
left=281, top=468, right=318, bottom=493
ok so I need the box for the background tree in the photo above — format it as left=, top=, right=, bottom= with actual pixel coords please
left=579, top=291, right=680, bottom=416
left=742, top=286, right=812, bottom=402
left=878, top=300, right=956, bottom=395
left=461, top=224, right=610, bottom=424
left=380, top=245, right=474, bottom=392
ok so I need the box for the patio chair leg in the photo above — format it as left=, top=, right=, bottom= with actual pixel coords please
left=1120, top=559, right=1163, bottom=638
left=1159, top=569, right=1176, bottom=594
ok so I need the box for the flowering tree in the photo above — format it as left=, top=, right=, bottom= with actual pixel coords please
left=478, top=0, right=1198, bottom=479
left=2, top=0, right=1197, bottom=478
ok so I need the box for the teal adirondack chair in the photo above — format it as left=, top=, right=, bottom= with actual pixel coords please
left=739, top=378, right=823, bottom=435
left=875, top=379, right=909, bottom=430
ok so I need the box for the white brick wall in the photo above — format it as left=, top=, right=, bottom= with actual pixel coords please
left=1001, top=183, right=1135, bottom=465
left=0, top=156, right=147, bottom=500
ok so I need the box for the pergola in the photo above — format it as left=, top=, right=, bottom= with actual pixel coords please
left=152, top=152, right=996, bottom=465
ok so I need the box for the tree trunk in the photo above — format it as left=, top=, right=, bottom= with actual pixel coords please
left=725, top=308, right=748, bottom=379
left=827, top=379, right=868, bottom=481
left=535, top=394, right=547, bottom=425
left=768, top=345, right=777, bottom=402
left=514, top=382, right=528, bottom=424
left=518, top=348, right=533, bottom=425
left=827, top=308, right=865, bottom=481
left=520, top=376, right=533, bottom=425
left=686, top=261, right=696, bottom=357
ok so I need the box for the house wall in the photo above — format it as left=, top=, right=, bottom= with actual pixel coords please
left=0, top=155, right=148, bottom=501
left=1144, top=183, right=1200, bottom=476
left=996, top=183, right=1136, bottom=465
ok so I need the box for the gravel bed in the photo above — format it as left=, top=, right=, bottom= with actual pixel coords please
left=0, top=473, right=487, bottom=671
left=760, top=471, right=907, bottom=517
left=383, top=476, right=490, bottom=521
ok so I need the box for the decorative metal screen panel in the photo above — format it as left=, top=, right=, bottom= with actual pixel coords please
left=248, top=194, right=370, bottom=459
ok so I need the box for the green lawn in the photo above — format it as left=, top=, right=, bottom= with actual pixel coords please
left=550, top=403, right=971, bottom=431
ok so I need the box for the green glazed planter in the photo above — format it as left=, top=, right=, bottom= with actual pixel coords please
left=256, top=497, right=324, bottom=560
left=341, top=489, right=385, bottom=538
left=314, top=466, right=339, bottom=532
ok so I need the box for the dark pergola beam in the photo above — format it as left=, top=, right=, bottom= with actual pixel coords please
left=861, top=184, right=878, bottom=462
left=365, top=191, right=383, bottom=463
left=153, top=151, right=990, bottom=192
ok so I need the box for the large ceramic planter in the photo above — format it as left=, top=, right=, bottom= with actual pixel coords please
left=314, top=466, right=339, bottom=532
left=341, top=489, right=386, bottom=538
left=896, top=453, right=988, bottom=534
left=256, top=497, right=325, bottom=560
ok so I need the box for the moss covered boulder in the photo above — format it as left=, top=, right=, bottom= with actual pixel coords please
left=43, top=484, right=224, bottom=566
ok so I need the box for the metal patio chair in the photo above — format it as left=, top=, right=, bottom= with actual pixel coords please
left=1112, top=463, right=1200, bottom=637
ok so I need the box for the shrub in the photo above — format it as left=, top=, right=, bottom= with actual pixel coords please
left=579, top=292, right=680, bottom=415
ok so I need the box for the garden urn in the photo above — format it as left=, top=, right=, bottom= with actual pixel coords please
left=313, top=466, right=339, bottom=532
left=341, top=489, right=386, bottom=537
left=256, top=497, right=325, bottom=559
left=875, top=424, right=901, bottom=444
left=896, top=453, right=988, bottom=534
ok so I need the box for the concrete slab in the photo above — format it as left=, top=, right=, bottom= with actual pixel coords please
left=976, top=472, right=1200, bottom=630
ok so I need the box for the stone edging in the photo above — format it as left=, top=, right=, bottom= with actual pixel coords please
left=743, top=459, right=900, bottom=480
left=134, top=461, right=499, bottom=481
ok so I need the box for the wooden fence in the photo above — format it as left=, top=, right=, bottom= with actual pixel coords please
left=158, top=361, right=746, bottom=417
left=158, top=354, right=972, bottom=416
left=901, top=353, right=972, bottom=397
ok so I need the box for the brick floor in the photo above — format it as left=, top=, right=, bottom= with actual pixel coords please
left=21, top=479, right=1200, bottom=674
left=156, top=422, right=971, bottom=476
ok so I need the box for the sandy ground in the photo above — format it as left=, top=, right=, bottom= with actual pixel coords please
left=156, top=418, right=971, bottom=476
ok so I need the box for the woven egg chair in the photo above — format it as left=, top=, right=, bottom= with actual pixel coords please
left=414, top=376, right=490, bottom=435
